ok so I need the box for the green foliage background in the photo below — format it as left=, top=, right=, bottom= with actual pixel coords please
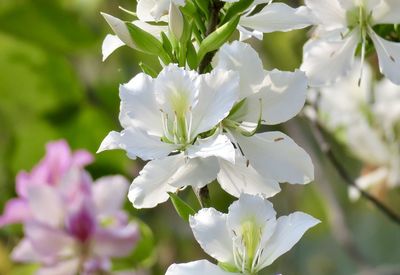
left=0, top=0, right=399, bottom=274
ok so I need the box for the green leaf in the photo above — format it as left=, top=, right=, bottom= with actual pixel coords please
left=221, top=0, right=254, bottom=25
left=168, top=192, right=196, bottom=222
left=197, top=15, right=240, bottom=62
left=139, top=62, right=158, bottom=77
left=126, top=23, right=171, bottom=64
left=186, top=41, right=198, bottom=69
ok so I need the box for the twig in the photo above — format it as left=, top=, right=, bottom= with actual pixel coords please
left=307, top=115, right=400, bottom=226
left=198, top=0, right=224, bottom=74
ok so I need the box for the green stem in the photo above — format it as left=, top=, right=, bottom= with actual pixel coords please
left=198, top=0, right=224, bottom=73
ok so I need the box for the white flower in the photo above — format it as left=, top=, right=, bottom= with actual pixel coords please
left=229, top=1, right=312, bottom=41
left=211, top=41, right=314, bottom=198
left=301, top=0, right=400, bottom=86
left=316, top=60, right=400, bottom=200
left=98, top=64, right=239, bottom=208
left=165, top=194, right=320, bottom=274
left=136, top=0, right=185, bottom=22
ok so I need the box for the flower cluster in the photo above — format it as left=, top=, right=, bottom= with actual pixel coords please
left=311, top=60, right=400, bottom=200
left=0, top=141, right=139, bottom=275
left=98, top=0, right=326, bottom=274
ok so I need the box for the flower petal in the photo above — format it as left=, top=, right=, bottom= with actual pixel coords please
left=372, top=0, right=400, bottom=24
left=187, top=134, right=236, bottom=163
left=36, top=258, right=80, bottom=275
left=168, top=157, right=220, bottom=189
left=191, top=69, right=239, bottom=135
left=24, top=222, right=76, bottom=259
left=11, top=239, right=39, bottom=263
left=369, top=28, right=400, bottom=85
left=97, top=129, right=177, bottom=161
left=212, top=41, right=264, bottom=99
left=166, top=260, right=236, bottom=275
left=217, top=152, right=281, bottom=198
left=27, top=185, right=64, bottom=227
left=0, top=199, right=31, bottom=226
left=93, top=222, right=139, bottom=257
left=301, top=29, right=359, bottom=87
left=239, top=3, right=312, bottom=34
left=128, top=155, right=184, bottom=208
left=101, top=13, right=135, bottom=48
left=93, top=175, right=129, bottom=216
left=258, top=212, right=320, bottom=268
left=227, top=194, right=277, bottom=234
left=189, top=209, right=234, bottom=264
left=154, top=64, right=198, bottom=120
left=305, top=0, right=346, bottom=29
left=119, top=72, right=163, bottom=136
left=242, top=69, right=307, bottom=125
left=234, top=132, right=314, bottom=184
left=102, top=34, right=125, bottom=61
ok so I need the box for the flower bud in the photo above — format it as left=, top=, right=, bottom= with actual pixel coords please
left=169, top=2, right=184, bottom=41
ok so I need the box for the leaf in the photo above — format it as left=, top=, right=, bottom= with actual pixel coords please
left=197, top=15, right=240, bottom=62
left=168, top=192, right=196, bottom=222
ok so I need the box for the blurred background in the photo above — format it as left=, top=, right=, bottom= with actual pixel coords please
left=0, top=0, right=399, bottom=274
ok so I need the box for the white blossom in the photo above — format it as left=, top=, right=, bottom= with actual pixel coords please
left=166, top=194, right=320, bottom=274
left=98, top=64, right=239, bottom=208
left=211, top=41, right=314, bottom=198
left=302, top=0, right=400, bottom=86
left=316, top=60, right=400, bottom=199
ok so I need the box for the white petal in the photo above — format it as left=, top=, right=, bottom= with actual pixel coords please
left=305, top=0, right=346, bottom=29
left=102, top=34, right=125, bottom=61
left=227, top=194, right=276, bottom=234
left=136, top=0, right=158, bottom=22
left=132, top=20, right=168, bottom=39
left=301, top=29, right=359, bottom=87
left=189, top=208, right=234, bottom=264
left=217, top=152, right=281, bottom=198
left=191, top=69, right=240, bottom=135
left=93, top=175, right=129, bottom=215
left=168, top=157, right=220, bottom=189
left=237, top=25, right=263, bottom=41
left=372, top=0, right=400, bottom=24
left=166, top=260, right=236, bottom=275
left=242, top=69, right=308, bottom=125
left=101, top=13, right=135, bottom=48
left=369, top=28, right=400, bottom=85
left=239, top=3, right=312, bottom=34
left=128, top=155, right=183, bottom=208
left=212, top=41, right=264, bottom=99
left=97, top=129, right=177, bottom=161
left=169, top=2, right=184, bottom=40
left=154, top=64, right=199, bottom=119
left=234, top=132, right=314, bottom=184
left=258, top=212, right=320, bottom=268
left=27, top=185, right=64, bottom=227
left=119, top=73, right=163, bottom=136
left=187, top=134, right=236, bottom=163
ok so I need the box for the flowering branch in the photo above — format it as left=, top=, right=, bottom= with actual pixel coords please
left=308, top=114, right=400, bottom=226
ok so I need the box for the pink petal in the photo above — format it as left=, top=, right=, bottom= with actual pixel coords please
left=92, top=222, right=139, bottom=257
left=0, top=198, right=31, bottom=226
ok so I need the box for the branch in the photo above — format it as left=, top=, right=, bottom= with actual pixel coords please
left=307, top=114, right=400, bottom=226
left=198, top=0, right=224, bottom=73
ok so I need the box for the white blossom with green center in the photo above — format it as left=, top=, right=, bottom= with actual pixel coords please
left=302, top=0, right=400, bottom=86
left=165, top=194, right=320, bottom=275
left=98, top=64, right=240, bottom=208
left=210, top=41, right=314, bottom=199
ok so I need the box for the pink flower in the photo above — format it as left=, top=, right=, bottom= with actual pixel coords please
left=0, top=140, right=93, bottom=226
left=1, top=140, right=139, bottom=274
